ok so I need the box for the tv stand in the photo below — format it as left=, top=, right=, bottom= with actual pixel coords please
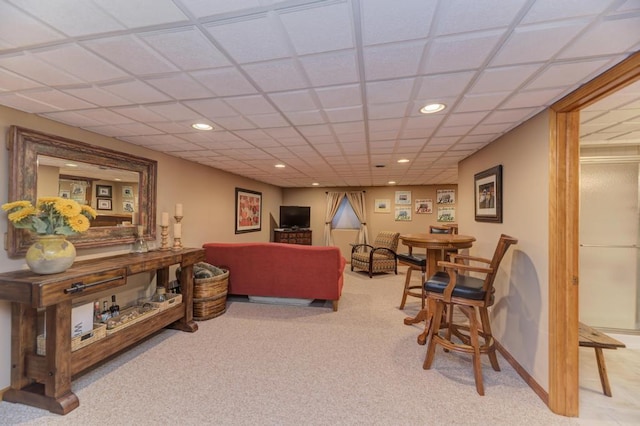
left=274, top=229, right=312, bottom=245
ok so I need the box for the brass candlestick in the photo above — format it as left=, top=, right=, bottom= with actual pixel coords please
left=172, top=215, right=183, bottom=250
left=159, top=225, right=170, bottom=250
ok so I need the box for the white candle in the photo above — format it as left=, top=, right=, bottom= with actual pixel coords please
left=137, top=225, right=144, bottom=236
left=161, top=212, right=169, bottom=226
left=174, top=223, right=181, bottom=238
left=175, top=203, right=183, bottom=217
left=131, top=212, right=137, bottom=225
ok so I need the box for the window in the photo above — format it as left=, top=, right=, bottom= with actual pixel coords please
left=332, top=197, right=360, bottom=229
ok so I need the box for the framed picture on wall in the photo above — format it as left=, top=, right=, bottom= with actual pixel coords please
left=374, top=199, right=390, bottom=213
left=395, top=191, right=411, bottom=205
left=415, top=199, right=432, bottom=214
left=96, top=185, right=112, bottom=198
left=474, top=165, right=503, bottom=223
left=97, top=198, right=112, bottom=210
left=395, top=206, right=412, bottom=221
left=235, top=188, right=262, bottom=233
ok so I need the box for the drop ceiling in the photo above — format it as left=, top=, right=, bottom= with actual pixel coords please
left=0, top=0, right=639, bottom=188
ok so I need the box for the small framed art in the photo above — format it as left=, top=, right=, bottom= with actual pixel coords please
left=474, top=165, right=503, bottom=223
left=97, top=198, right=112, bottom=210
left=235, top=188, right=262, bottom=233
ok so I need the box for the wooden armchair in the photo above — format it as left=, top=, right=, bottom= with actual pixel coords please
left=350, top=231, right=400, bottom=278
left=421, top=234, right=517, bottom=395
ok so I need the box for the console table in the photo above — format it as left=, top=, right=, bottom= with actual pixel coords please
left=274, top=229, right=312, bottom=245
left=0, top=248, right=204, bottom=415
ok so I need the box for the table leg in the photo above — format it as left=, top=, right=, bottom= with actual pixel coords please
left=170, top=263, right=198, bottom=332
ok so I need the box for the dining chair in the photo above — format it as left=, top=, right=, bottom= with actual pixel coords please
left=350, top=231, right=399, bottom=278
left=421, top=234, right=518, bottom=395
left=398, top=226, right=454, bottom=310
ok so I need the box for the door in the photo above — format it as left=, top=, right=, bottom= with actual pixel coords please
left=579, top=161, right=640, bottom=329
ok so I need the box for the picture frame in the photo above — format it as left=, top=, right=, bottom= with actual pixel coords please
left=59, top=190, right=70, bottom=199
left=395, top=190, right=411, bottom=205
left=122, top=185, right=133, bottom=198
left=474, top=165, right=503, bottom=223
left=415, top=199, right=432, bottom=214
left=235, top=188, right=262, bottom=234
left=123, top=201, right=134, bottom=213
left=97, top=198, right=112, bottom=210
left=96, top=185, right=112, bottom=198
left=374, top=199, right=390, bottom=213
left=395, top=206, right=412, bottom=221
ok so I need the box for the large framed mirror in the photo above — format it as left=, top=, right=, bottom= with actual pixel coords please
left=6, top=126, right=157, bottom=257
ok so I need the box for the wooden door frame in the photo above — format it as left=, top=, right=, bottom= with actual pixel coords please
left=548, top=52, right=640, bottom=416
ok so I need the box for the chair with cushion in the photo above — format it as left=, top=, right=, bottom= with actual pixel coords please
left=421, top=234, right=517, bottom=395
left=397, top=226, right=454, bottom=310
left=351, top=231, right=400, bottom=278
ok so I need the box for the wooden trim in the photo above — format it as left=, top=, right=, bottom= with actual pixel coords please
left=496, top=341, right=548, bottom=405
left=548, top=51, right=640, bottom=417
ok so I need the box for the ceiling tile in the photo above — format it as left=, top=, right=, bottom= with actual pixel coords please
left=0, top=2, right=64, bottom=48
left=62, top=86, right=130, bottom=107
left=204, top=14, right=291, bottom=64
left=144, top=74, right=213, bottom=99
left=525, top=58, right=614, bottom=90
left=470, top=64, right=542, bottom=94
left=363, top=41, right=425, bottom=80
left=491, top=21, right=587, bottom=66
left=177, top=0, right=263, bottom=19
left=279, top=2, right=353, bottom=55
left=224, top=95, right=278, bottom=114
left=521, top=0, right=616, bottom=24
left=83, top=35, right=178, bottom=75
left=422, top=30, right=503, bottom=74
left=298, top=50, right=359, bottom=87
left=10, top=0, right=124, bottom=36
left=315, top=84, right=362, bottom=108
left=558, top=15, right=640, bottom=58
left=242, top=59, right=308, bottom=92
left=190, top=67, right=258, bottom=96
left=268, top=90, right=317, bottom=112
left=140, top=27, right=231, bottom=71
left=360, top=0, right=436, bottom=46
left=0, top=53, right=85, bottom=85
left=0, top=68, right=41, bottom=91
left=94, top=0, right=188, bottom=28
left=146, top=102, right=201, bottom=121
left=434, top=0, right=528, bottom=35
left=98, top=79, right=171, bottom=103
left=18, top=88, right=96, bottom=111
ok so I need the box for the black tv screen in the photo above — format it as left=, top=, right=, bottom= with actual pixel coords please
left=279, top=206, right=310, bottom=229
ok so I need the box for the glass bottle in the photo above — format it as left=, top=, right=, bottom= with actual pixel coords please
left=101, top=301, right=111, bottom=322
left=109, top=295, right=120, bottom=317
left=152, top=287, right=166, bottom=303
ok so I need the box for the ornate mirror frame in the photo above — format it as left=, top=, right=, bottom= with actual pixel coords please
left=6, top=126, right=157, bottom=257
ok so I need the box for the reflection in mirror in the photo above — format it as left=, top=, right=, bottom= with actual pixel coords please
left=7, top=126, right=157, bottom=257
left=37, top=156, right=140, bottom=227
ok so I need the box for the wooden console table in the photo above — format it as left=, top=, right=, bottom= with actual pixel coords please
left=0, top=248, right=204, bottom=415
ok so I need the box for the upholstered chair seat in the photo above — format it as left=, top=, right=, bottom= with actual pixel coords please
left=350, top=231, right=400, bottom=278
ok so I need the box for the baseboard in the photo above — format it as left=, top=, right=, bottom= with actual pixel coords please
left=496, top=340, right=549, bottom=406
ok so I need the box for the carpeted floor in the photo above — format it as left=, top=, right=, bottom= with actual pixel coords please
left=0, top=267, right=580, bottom=425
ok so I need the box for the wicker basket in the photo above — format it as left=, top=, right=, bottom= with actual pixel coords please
left=37, top=322, right=107, bottom=355
left=193, top=269, right=229, bottom=320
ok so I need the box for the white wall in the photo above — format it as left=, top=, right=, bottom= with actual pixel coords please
left=458, top=110, right=550, bottom=389
left=0, top=106, right=283, bottom=390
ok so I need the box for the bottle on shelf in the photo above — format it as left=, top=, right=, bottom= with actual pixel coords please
left=101, top=300, right=111, bottom=322
left=94, top=301, right=101, bottom=323
left=151, top=287, right=166, bottom=303
left=109, top=295, right=120, bottom=317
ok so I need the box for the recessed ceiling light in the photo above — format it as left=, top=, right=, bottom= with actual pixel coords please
left=420, top=103, right=446, bottom=114
left=275, top=164, right=286, bottom=168
left=191, top=123, right=213, bottom=131
left=397, top=159, right=410, bottom=163
left=64, top=163, right=78, bottom=167
left=312, top=182, right=319, bottom=186
left=388, top=181, right=396, bottom=185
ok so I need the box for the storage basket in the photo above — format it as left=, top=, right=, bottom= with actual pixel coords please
left=193, top=269, right=229, bottom=320
left=37, top=322, right=107, bottom=355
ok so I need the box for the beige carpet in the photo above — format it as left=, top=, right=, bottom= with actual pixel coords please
left=0, top=267, right=579, bottom=425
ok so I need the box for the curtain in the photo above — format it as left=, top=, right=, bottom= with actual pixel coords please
left=324, top=192, right=345, bottom=246
left=346, top=191, right=369, bottom=246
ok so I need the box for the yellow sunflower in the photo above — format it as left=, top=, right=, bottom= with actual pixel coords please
left=1, top=200, right=34, bottom=211
left=81, top=204, right=98, bottom=219
left=7, top=205, right=36, bottom=223
left=54, top=198, right=82, bottom=218
left=68, top=214, right=90, bottom=233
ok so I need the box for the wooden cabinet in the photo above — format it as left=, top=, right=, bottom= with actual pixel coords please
left=274, top=229, right=312, bottom=245
left=0, top=248, right=204, bottom=415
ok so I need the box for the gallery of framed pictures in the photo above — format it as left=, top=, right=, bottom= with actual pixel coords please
left=235, top=188, right=262, bottom=233
left=474, top=165, right=503, bottom=223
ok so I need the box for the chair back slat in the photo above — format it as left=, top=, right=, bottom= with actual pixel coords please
left=374, top=231, right=400, bottom=251
left=429, top=225, right=452, bottom=234
left=483, top=234, right=518, bottom=300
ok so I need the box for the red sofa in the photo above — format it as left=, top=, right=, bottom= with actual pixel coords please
left=202, top=242, right=346, bottom=311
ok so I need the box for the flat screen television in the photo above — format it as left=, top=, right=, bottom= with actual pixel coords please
left=279, top=206, right=310, bottom=229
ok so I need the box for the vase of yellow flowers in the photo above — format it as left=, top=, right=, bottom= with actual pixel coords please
left=2, top=197, right=97, bottom=274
